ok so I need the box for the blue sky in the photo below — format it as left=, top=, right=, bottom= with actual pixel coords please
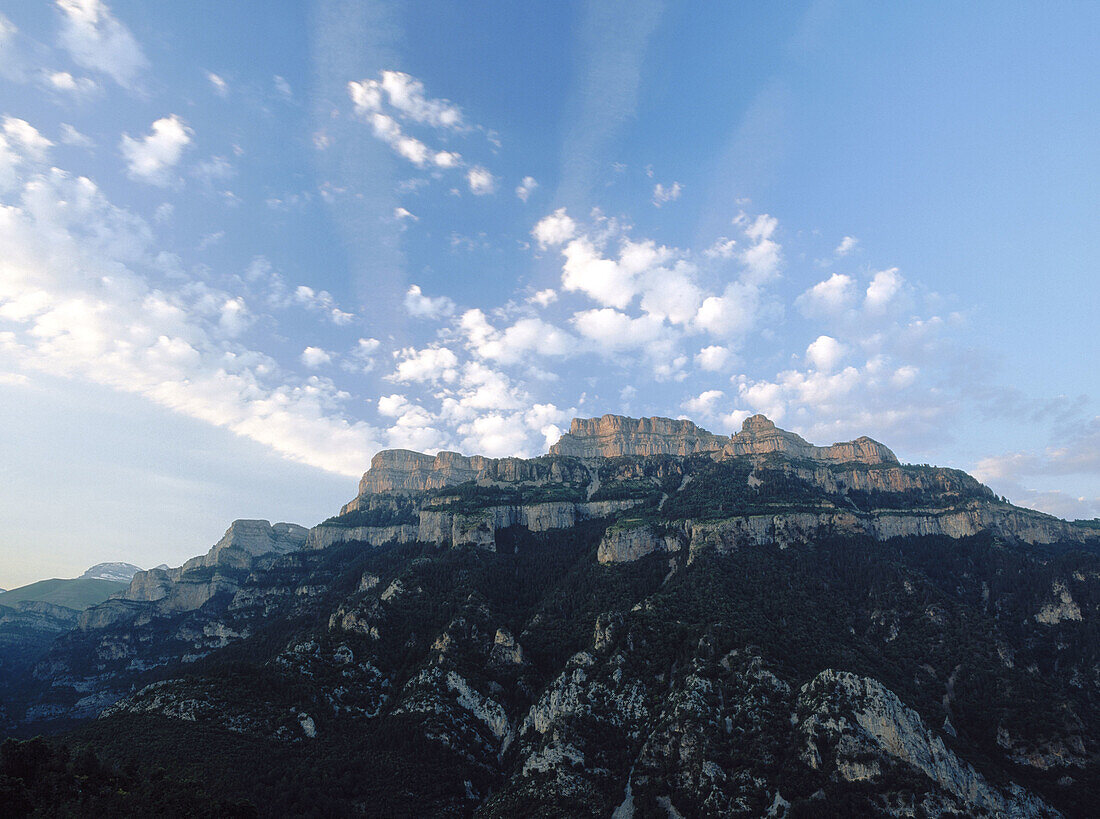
left=0, top=1, right=1096, bottom=588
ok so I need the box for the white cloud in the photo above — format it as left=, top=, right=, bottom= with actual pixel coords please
left=218, top=297, right=250, bottom=337
left=796, top=272, right=856, bottom=317
left=529, top=288, right=557, bottom=307
left=59, top=123, right=94, bottom=148
left=836, top=235, right=859, bottom=256
left=391, top=346, right=460, bottom=384
left=460, top=309, right=575, bottom=364
left=865, top=267, right=904, bottom=311
left=46, top=70, right=99, bottom=99
left=515, top=176, right=538, bottom=202
left=694, top=282, right=758, bottom=337
left=683, top=389, right=724, bottom=417
left=0, top=161, right=381, bottom=477
left=466, top=166, right=496, bottom=195
left=652, top=181, right=682, bottom=206
left=393, top=206, right=418, bottom=221
left=206, top=71, right=228, bottom=96
left=300, top=346, right=332, bottom=368
left=378, top=70, right=464, bottom=129
left=572, top=308, right=663, bottom=352
left=293, top=285, right=355, bottom=325
left=55, top=0, right=148, bottom=90
left=703, top=237, right=737, bottom=259
left=805, top=335, right=846, bottom=371
left=119, top=115, right=192, bottom=186
left=695, top=345, right=730, bottom=371
left=404, top=284, right=455, bottom=319
left=273, top=75, right=292, bottom=98
left=3, top=117, right=52, bottom=163
left=532, top=208, right=576, bottom=248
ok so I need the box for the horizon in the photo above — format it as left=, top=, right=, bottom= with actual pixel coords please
left=1, top=1, right=1097, bottom=588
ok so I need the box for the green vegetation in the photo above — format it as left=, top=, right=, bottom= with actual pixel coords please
left=0, top=735, right=258, bottom=817
left=0, top=578, right=128, bottom=610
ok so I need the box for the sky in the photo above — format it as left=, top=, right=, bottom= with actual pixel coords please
left=0, top=1, right=1097, bottom=589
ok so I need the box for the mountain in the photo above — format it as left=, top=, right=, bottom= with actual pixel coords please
left=79, top=563, right=143, bottom=583
left=0, top=577, right=129, bottom=611
left=3, top=414, right=1099, bottom=817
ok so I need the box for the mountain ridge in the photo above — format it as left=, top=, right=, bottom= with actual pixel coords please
left=4, top=411, right=1100, bottom=816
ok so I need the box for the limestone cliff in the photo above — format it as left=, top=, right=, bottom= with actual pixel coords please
left=549, top=414, right=729, bottom=458
left=725, top=414, right=898, bottom=464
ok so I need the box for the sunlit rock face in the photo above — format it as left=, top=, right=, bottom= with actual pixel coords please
left=725, top=413, right=899, bottom=464
left=549, top=414, right=729, bottom=458
left=6, top=412, right=1100, bottom=815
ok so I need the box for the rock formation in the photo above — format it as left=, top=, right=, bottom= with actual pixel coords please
left=549, top=414, right=729, bottom=458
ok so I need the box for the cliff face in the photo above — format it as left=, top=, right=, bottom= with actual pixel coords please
left=8, top=412, right=1100, bottom=816
left=549, top=414, right=729, bottom=458
left=725, top=414, right=898, bottom=464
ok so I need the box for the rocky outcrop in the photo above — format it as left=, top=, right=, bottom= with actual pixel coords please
left=310, top=500, right=642, bottom=552
left=79, top=563, right=142, bottom=582
left=355, top=449, right=493, bottom=496
left=598, top=503, right=1097, bottom=564
left=796, top=670, right=1060, bottom=817
left=83, top=520, right=310, bottom=625
left=596, top=522, right=683, bottom=564
left=725, top=414, right=898, bottom=464
left=550, top=414, right=728, bottom=458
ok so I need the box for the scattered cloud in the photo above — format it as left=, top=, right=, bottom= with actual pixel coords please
left=55, top=0, right=148, bottom=90
left=45, top=70, right=99, bottom=100
left=805, top=335, right=846, bottom=371
left=206, top=71, right=228, bottom=96
left=404, top=285, right=455, bottom=320
left=59, top=123, right=94, bottom=148
left=796, top=272, right=856, bottom=317
left=652, top=180, right=682, bottom=206
left=119, top=115, right=193, bottom=186
left=865, top=267, right=904, bottom=311
left=466, top=166, right=496, bottom=195
left=515, top=176, right=538, bottom=202
left=273, top=75, right=292, bottom=98
left=300, top=346, right=332, bottom=368
left=835, top=235, right=858, bottom=256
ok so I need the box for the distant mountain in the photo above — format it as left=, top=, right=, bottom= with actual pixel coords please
left=0, top=578, right=128, bottom=611
left=79, top=563, right=143, bottom=583
left=4, top=414, right=1100, bottom=816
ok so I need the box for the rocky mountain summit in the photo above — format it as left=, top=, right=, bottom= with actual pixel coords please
left=79, top=563, right=143, bottom=583
left=4, top=414, right=1100, bottom=816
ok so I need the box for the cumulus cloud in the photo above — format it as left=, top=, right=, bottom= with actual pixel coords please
left=515, top=176, right=538, bottom=202
left=46, top=70, right=99, bottom=100
left=293, top=285, right=356, bottom=325
left=695, top=345, right=731, bottom=371
left=349, top=71, right=465, bottom=129
left=466, top=165, right=496, bottom=195
left=347, top=71, right=492, bottom=180
left=836, top=235, right=859, bottom=256
left=865, top=267, right=904, bottom=311
left=805, top=335, right=846, bottom=372
left=55, top=0, right=148, bottom=90
left=0, top=148, right=380, bottom=476
left=528, top=289, right=557, bottom=307
left=683, top=389, right=724, bottom=417
left=404, top=284, right=455, bottom=320
left=300, top=346, right=332, bottom=368
left=652, top=180, right=682, bottom=206
left=390, top=346, right=459, bottom=384
left=532, top=208, right=576, bottom=248
left=59, top=123, right=94, bottom=148
left=119, top=115, right=192, bottom=186
left=796, top=272, right=856, bottom=317
left=460, top=309, right=575, bottom=364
